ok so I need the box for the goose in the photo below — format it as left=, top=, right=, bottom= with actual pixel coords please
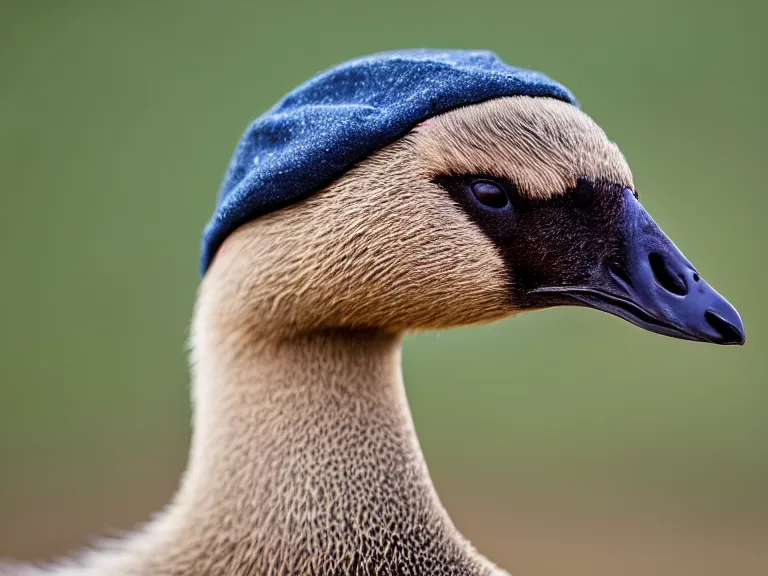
left=4, top=49, right=745, bottom=576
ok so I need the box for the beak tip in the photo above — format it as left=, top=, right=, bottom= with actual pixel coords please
left=704, top=307, right=746, bottom=346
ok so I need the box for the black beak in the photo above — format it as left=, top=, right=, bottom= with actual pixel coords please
left=535, top=189, right=745, bottom=345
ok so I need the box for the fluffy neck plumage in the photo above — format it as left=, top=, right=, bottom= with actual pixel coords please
left=61, top=295, right=502, bottom=576
left=148, top=301, right=500, bottom=575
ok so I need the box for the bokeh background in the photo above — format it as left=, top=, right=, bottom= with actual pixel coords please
left=1, top=1, right=766, bottom=574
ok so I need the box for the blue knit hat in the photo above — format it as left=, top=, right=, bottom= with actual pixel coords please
left=200, top=49, right=578, bottom=273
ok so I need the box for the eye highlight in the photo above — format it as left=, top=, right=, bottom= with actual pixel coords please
left=471, top=180, right=508, bottom=209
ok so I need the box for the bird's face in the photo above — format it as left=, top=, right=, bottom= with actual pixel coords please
left=206, top=96, right=744, bottom=344
left=420, top=97, right=744, bottom=344
left=435, top=174, right=743, bottom=344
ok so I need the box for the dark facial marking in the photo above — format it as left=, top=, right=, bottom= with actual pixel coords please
left=437, top=175, right=744, bottom=345
left=436, top=175, right=627, bottom=308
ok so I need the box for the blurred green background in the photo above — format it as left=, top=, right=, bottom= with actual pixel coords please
left=1, top=1, right=766, bottom=574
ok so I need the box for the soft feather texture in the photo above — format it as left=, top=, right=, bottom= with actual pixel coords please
left=418, top=97, right=633, bottom=199
left=2, top=96, right=634, bottom=575
left=200, top=49, right=577, bottom=273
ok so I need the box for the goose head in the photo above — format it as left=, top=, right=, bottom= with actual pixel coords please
left=204, top=95, right=744, bottom=345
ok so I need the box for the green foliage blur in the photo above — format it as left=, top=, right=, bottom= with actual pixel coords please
left=1, top=1, right=765, bottom=574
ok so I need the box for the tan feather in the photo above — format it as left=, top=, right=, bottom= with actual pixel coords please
left=4, top=96, right=633, bottom=575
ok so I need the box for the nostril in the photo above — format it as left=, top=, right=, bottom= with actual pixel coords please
left=705, top=310, right=744, bottom=344
left=648, top=252, right=688, bottom=296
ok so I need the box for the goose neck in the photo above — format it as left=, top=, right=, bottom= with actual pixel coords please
left=172, top=321, right=496, bottom=574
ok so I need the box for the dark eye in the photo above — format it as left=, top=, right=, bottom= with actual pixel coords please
left=471, top=180, right=508, bottom=209
left=571, top=178, right=596, bottom=209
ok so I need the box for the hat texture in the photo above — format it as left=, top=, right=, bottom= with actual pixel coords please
left=201, top=49, right=577, bottom=273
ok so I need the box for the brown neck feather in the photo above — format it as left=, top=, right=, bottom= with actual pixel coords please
left=93, top=303, right=503, bottom=575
